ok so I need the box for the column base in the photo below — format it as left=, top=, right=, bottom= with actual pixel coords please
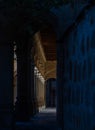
left=0, top=107, right=14, bottom=130
left=14, top=100, right=30, bottom=121
left=14, top=99, right=39, bottom=121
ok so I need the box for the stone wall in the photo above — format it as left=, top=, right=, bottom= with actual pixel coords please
left=57, top=6, right=95, bottom=130
left=34, top=67, right=45, bottom=111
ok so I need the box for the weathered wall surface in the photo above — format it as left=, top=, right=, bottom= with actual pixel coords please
left=34, top=67, right=45, bottom=110
left=57, top=6, right=95, bottom=130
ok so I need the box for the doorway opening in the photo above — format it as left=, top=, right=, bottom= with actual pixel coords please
left=13, top=24, right=59, bottom=129
left=31, top=24, right=58, bottom=129
left=45, top=78, right=56, bottom=108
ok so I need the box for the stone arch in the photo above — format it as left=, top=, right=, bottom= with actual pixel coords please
left=45, top=78, right=57, bottom=108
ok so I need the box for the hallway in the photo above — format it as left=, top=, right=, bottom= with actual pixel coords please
left=16, top=108, right=61, bottom=130
left=1, top=1, right=95, bottom=130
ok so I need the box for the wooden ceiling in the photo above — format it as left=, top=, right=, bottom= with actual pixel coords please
left=34, top=26, right=57, bottom=80
left=40, top=26, right=56, bottom=61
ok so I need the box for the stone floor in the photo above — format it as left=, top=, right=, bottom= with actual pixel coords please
left=16, top=108, right=62, bottom=130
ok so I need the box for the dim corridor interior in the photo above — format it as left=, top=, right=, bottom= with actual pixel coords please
left=1, top=1, right=95, bottom=130
left=16, top=108, right=61, bottom=130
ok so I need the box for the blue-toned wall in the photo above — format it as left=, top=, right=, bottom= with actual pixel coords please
left=57, top=5, right=95, bottom=130
left=0, top=43, right=14, bottom=130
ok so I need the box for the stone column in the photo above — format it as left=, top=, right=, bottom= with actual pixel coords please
left=15, top=38, right=35, bottom=121
left=34, top=67, right=37, bottom=114
left=29, top=46, right=35, bottom=116
left=0, top=43, right=14, bottom=130
left=56, top=42, right=64, bottom=128
left=15, top=42, right=28, bottom=121
left=27, top=41, right=36, bottom=117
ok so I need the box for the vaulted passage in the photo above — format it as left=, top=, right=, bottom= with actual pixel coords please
left=13, top=25, right=58, bottom=129
left=1, top=1, right=95, bottom=130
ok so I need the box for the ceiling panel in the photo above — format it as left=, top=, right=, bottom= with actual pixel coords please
left=40, top=26, right=56, bottom=60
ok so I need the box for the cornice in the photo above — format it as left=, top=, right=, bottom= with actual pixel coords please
left=34, top=32, right=46, bottom=62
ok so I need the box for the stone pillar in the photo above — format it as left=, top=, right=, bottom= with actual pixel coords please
left=46, top=80, right=50, bottom=107
left=27, top=42, right=35, bottom=117
left=34, top=67, right=39, bottom=114
left=56, top=42, right=64, bottom=128
left=0, top=43, right=14, bottom=130
left=15, top=38, right=34, bottom=121
left=15, top=42, right=28, bottom=121
left=30, top=46, right=35, bottom=116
